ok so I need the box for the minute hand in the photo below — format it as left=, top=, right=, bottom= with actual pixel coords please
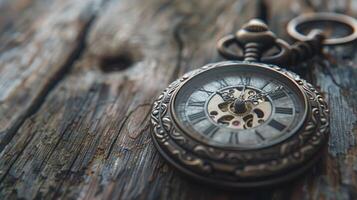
left=246, top=86, right=284, bottom=102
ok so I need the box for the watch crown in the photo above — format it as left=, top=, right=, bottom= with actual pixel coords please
left=242, top=19, right=269, bottom=32
left=235, top=19, right=277, bottom=50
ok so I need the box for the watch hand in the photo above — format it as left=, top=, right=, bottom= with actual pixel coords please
left=246, top=86, right=284, bottom=102
left=239, top=85, right=246, bottom=99
left=216, top=90, right=235, bottom=102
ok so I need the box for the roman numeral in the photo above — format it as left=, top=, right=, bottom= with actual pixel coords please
left=268, top=119, right=286, bottom=131
left=275, top=107, right=293, bottom=115
left=239, top=76, right=244, bottom=84
left=217, top=79, right=229, bottom=88
left=229, top=132, right=239, bottom=144
left=203, top=124, right=219, bottom=137
left=188, top=111, right=206, bottom=124
left=188, top=100, right=205, bottom=107
left=197, top=87, right=214, bottom=96
left=245, top=76, right=251, bottom=85
left=260, top=81, right=270, bottom=89
left=269, top=90, right=287, bottom=100
left=255, top=130, right=265, bottom=141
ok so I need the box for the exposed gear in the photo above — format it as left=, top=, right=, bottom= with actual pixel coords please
left=207, top=86, right=272, bottom=129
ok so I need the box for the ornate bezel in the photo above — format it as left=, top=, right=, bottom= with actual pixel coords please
left=150, top=61, right=329, bottom=188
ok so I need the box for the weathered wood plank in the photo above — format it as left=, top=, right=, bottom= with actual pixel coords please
left=0, top=0, right=105, bottom=150
left=267, top=0, right=357, bottom=199
left=0, top=0, right=260, bottom=199
left=0, top=0, right=356, bottom=199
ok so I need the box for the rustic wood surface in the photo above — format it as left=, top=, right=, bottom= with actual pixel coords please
left=0, top=0, right=356, bottom=199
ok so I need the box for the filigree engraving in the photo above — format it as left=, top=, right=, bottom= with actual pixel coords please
left=150, top=61, right=329, bottom=187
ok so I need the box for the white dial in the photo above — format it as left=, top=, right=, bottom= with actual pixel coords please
left=172, top=64, right=307, bottom=149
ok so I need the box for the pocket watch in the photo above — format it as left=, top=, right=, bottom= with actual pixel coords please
left=150, top=13, right=357, bottom=188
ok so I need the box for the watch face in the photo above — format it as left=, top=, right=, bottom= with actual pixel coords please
left=152, top=61, right=328, bottom=187
left=172, top=63, right=307, bottom=149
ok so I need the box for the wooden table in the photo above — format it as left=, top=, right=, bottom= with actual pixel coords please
left=0, top=0, right=356, bottom=199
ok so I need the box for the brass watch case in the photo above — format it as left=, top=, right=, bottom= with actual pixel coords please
left=150, top=61, right=329, bottom=188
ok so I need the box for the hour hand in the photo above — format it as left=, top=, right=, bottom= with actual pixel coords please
left=247, top=86, right=284, bottom=103
left=216, top=91, right=234, bottom=102
left=239, top=85, right=246, bottom=99
left=245, top=93, right=266, bottom=104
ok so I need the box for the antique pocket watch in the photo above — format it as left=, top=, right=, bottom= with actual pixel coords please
left=150, top=13, right=357, bottom=188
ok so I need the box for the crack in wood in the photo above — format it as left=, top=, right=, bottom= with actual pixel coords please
left=105, top=103, right=151, bottom=160
left=0, top=0, right=109, bottom=153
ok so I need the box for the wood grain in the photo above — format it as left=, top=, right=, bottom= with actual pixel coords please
left=0, top=0, right=105, bottom=150
left=0, top=0, right=356, bottom=199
